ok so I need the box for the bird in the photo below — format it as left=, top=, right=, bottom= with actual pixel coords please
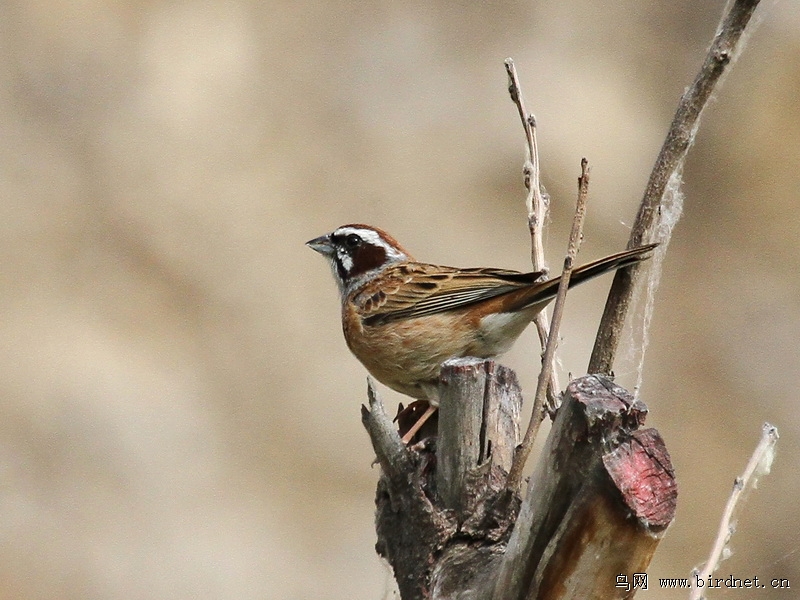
left=308, top=224, right=656, bottom=441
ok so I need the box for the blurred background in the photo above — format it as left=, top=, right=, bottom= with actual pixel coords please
left=1, top=0, right=798, bottom=598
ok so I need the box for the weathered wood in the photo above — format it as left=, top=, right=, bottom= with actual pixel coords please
left=531, top=428, right=675, bottom=600
left=362, top=359, right=522, bottom=600
left=429, top=359, right=524, bottom=599
left=492, top=375, right=677, bottom=600
left=436, top=358, right=488, bottom=515
left=604, top=428, right=677, bottom=530
left=361, top=378, right=412, bottom=481
left=363, top=370, right=676, bottom=600
left=436, top=358, right=521, bottom=517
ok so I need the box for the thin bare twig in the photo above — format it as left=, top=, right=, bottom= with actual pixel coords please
left=506, top=160, right=591, bottom=492
left=588, top=0, right=762, bottom=375
left=689, top=423, right=779, bottom=600
left=504, top=58, right=560, bottom=412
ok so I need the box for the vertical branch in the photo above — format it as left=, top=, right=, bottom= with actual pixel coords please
left=588, top=0, right=762, bottom=375
left=506, top=160, right=591, bottom=492
left=504, top=58, right=560, bottom=410
left=436, top=358, right=493, bottom=516
left=689, top=423, right=779, bottom=600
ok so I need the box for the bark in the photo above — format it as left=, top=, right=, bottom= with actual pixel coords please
left=362, top=365, right=676, bottom=600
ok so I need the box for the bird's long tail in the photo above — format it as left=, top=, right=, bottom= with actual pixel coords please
left=512, top=243, right=658, bottom=312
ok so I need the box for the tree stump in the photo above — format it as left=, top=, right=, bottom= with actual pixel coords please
left=361, top=362, right=676, bottom=600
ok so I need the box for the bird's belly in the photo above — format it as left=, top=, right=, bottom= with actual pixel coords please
left=345, top=309, right=534, bottom=399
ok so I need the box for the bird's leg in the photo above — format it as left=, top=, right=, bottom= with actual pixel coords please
left=400, top=404, right=438, bottom=444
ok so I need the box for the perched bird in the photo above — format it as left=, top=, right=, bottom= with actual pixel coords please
left=308, top=224, right=655, bottom=438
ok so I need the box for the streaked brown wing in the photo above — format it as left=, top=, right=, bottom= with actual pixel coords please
left=356, top=263, right=543, bottom=326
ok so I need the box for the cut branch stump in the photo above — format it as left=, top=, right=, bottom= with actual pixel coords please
left=494, top=375, right=677, bottom=600
left=362, top=364, right=676, bottom=600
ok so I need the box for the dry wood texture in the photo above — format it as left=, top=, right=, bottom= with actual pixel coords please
left=363, top=365, right=676, bottom=600
left=493, top=375, right=676, bottom=600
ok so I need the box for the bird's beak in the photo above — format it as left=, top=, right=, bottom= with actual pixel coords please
left=306, top=234, right=335, bottom=256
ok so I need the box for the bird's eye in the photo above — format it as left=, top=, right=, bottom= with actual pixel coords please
left=345, top=234, right=362, bottom=248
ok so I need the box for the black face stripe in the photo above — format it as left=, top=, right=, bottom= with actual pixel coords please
left=329, top=231, right=389, bottom=283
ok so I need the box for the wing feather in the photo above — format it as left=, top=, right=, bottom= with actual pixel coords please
left=356, top=263, right=543, bottom=326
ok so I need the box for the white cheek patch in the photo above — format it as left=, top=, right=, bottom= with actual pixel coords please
left=337, top=249, right=353, bottom=273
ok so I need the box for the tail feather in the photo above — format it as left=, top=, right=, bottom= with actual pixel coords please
left=565, top=243, right=658, bottom=288
left=511, top=243, right=658, bottom=312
